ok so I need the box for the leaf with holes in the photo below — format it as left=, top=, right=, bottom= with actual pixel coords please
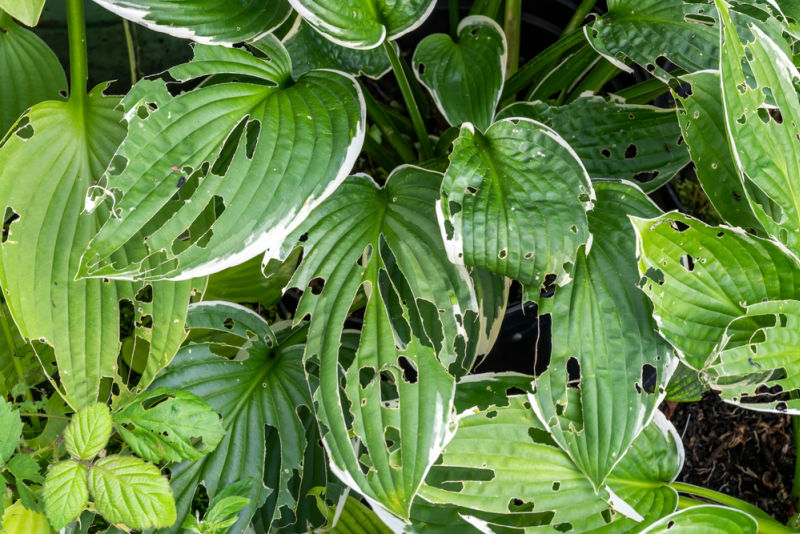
left=413, top=15, right=506, bottom=132
left=533, top=181, right=675, bottom=490
left=641, top=506, right=757, bottom=534
left=77, top=38, right=364, bottom=282
left=498, top=97, right=690, bottom=192
left=204, top=248, right=300, bottom=307
left=665, top=362, right=707, bottom=403
left=42, top=461, right=89, bottom=530
left=90, top=0, right=291, bottom=45
left=438, top=119, right=594, bottom=290
left=288, top=0, right=436, bottom=49
left=632, top=213, right=800, bottom=370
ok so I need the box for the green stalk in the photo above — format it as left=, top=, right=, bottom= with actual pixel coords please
left=502, top=29, right=586, bottom=99
left=563, top=0, right=598, bottom=35
left=677, top=496, right=795, bottom=534
left=122, top=19, right=137, bottom=86
left=670, top=482, right=777, bottom=523
left=449, top=0, right=460, bottom=40
left=564, top=59, right=621, bottom=102
left=503, top=0, right=521, bottom=77
left=614, top=76, right=682, bottom=105
left=383, top=41, right=433, bottom=161
left=361, top=83, right=417, bottom=163
left=363, top=134, right=400, bottom=171
left=66, top=0, right=89, bottom=113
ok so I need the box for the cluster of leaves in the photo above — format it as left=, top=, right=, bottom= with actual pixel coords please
left=2, top=0, right=800, bottom=533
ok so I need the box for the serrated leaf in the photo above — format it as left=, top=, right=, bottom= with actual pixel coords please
left=438, top=119, right=593, bottom=289
left=78, top=39, right=364, bottom=281
left=149, top=302, right=318, bottom=534
left=632, top=213, right=800, bottom=369
left=498, top=97, right=690, bottom=193
left=90, top=0, right=291, bottom=44
left=0, top=13, right=65, bottom=133
left=42, top=461, right=89, bottom=530
left=288, top=0, right=436, bottom=49
left=64, top=404, right=112, bottom=460
left=113, top=388, right=224, bottom=463
left=88, top=455, right=176, bottom=530
left=0, top=398, right=21, bottom=463
left=533, top=181, right=675, bottom=489
left=641, top=505, right=757, bottom=533
left=1, top=501, right=52, bottom=534
left=413, top=15, right=506, bottom=132
left=7, top=454, right=42, bottom=483
left=0, top=0, right=45, bottom=27
left=284, top=18, right=391, bottom=79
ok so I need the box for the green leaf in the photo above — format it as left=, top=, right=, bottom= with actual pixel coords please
left=90, top=0, right=291, bottom=44
left=665, top=362, right=707, bottom=403
left=7, top=454, right=43, bottom=483
left=204, top=248, right=301, bottom=307
left=284, top=18, right=391, bottom=79
left=438, top=119, right=593, bottom=289
left=149, top=302, right=317, bottom=533
left=42, top=461, right=89, bottom=530
left=641, top=506, right=757, bottom=533
left=585, top=0, right=719, bottom=81
left=271, top=167, right=485, bottom=521
left=497, top=97, right=690, bottom=193
left=78, top=39, right=365, bottom=281
left=0, top=0, right=45, bottom=27
left=309, top=488, right=392, bottom=534
left=675, top=71, right=763, bottom=231
left=288, top=0, right=435, bottom=49
left=533, top=181, right=675, bottom=489
left=0, top=398, right=22, bottom=463
left=632, top=213, right=800, bottom=369
left=88, top=455, right=176, bottom=530
left=113, top=388, right=224, bottom=463
left=0, top=13, right=65, bottom=133
left=0, top=302, right=53, bottom=398
left=1, top=501, right=53, bottom=534
left=64, top=403, right=112, bottom=461
left=413, top=15, right=506, bottom=132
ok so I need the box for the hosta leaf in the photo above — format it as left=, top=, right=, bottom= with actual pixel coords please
left=309, top=488, right=392, bottom=534
left=498, top=97, right=690, bottom=193
left=665, top=362, right=707, bottom=402
left=533, top=181, right=675, bottom=489
left=113, top=388, right=224, bottom=463
left=632, top=213, right=800, bottom=369
left=269, top=167, right=483, bottom=521
left=717, top=0, right=800, bottom=254
left=42, top=461, right=89, bottom=530
left=284, top=18, right=391, bottom=79
left=675, top=71, right=763, bottom=231
left=204, top=248, right=300, bottom=307
left=64, top=404, right=112, bottom=461
left=289, top=0, right=436, bottom=49
left=413, top=15, right=506, bottom=132
left=641, top=506, right=756, bottom=534
left=0, top=13, right=65, bottom=133
left=0, top=397, right=21, bottom=463
left=0, top=0, right=45, bottom=27
left=1, top=501, right=52, bottom=534
left=90, top=0, right=291, bottom=44
left=149, top=302, right=317, bottom=533
left=438, top=119, right=593, bottom=290
left=585, top=0, right=719, bottom=81
left=78, top=39, right=364, bottom=281
left=88, top=455, right=176, bottom=530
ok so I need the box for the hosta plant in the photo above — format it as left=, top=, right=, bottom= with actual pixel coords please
left=1, top=0, right=800, bottom=532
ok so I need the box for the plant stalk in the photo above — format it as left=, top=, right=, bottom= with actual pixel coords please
left=361, top=83, right=417, bottom=163
left=677, top=496, right=796, bottom=534
left=563, top=0, right=598, bottom=35
left=66, top=0, right=89, bottom=112
left=383, top=41, right=433, bottom=161
left=449, top=0, right=460, bottom=40
left=503, top=0, right=521, bottom=77
left=122, top=19, right=137, bottom=86
left=670, top=482, right=778, bottom=523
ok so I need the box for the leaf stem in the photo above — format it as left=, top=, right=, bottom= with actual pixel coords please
left=670, top=482, right=778, bottom=523
left=676, top=496, right=796, bottom=533
left=383, top=41, right=433, bottom=161
left=563, top=0, right=598, bottom=35
left=66, top=0, right=89, bottom=111
left=361, top=83, right=417, bottom=163
left=503, top=0, right=521, bottom=77
left=449, top=0, right=459, bottom=40
left=122, top=19, right=137, bottom=86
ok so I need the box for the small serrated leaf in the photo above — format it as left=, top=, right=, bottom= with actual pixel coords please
left=7, top=454, right=43, bottom=483
left=64, top=404, right=112, bottom=461
left=42, top=461, right=89, bottom=530
left=0, top=398, right=22, bottom=464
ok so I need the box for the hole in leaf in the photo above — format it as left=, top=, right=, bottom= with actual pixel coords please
left=624, top=144, right=637, bottom=159
left=679, top=254, right=695, bottom=272
left=600, top=148, right=611, bottom=159
left=309, top=277, right=325, bottom=295
left=670, top=220, right=690, bottom=232
left=134, top=284, right=153, bottom=303
left=398, top=356, right=417, bottom=383
left=223, top=317, right=234, bottom=330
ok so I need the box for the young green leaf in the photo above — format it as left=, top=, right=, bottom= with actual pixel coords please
left=88, top=456, right=176, bottom=529
left=0, top=0, right=45, bottom=27
left=6, top=454, right=43, bottom=484
left=640, top=505, right=757, bottom=534
left=1, top=501, right=53, bottom=534
left=439, top=119, right=594, bottom=290
left=0, top=398, right=22, bottom=463
left=64, top=404, right=112, bottom=461
left=113, top=388, right=224, bottom=463
left=413, top=15, right=507, bottom=132
left=42, top=461, right=89, bottom=530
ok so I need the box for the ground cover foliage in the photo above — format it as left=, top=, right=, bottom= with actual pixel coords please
left=2, top=0, right=800, bottom=532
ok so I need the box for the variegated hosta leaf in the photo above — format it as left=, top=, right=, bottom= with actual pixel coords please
left=675, top=71, right=763, bottom=231
left=665, top=362, right=707, bottom=403
left=708, top=299, right=800, bottom=412
left=717, top=0, right=800, bottom=254
left=204, top=248, right=300, bottom=308
left=149, top=302, right=318, bottom=534
left=90, top=0, right=291, bottom=45
left=498, top=97, right=690, bottom=192
left=288, top=0, right=436, bottom=49
left=412, top=15, right=506, bottom=132
left=438, top=119, right=594, bottom=290
left=533, top=181, right=675, bottom=490
left=77, top=38, right=364, bottom=282
left=284, top=18, right=391, bottom=79
left=0, top=87, right=194, bottom=409
left=632, top=213, right=800, bottom=370
left=418, top=393, right=683, bottom=533
left=0, top=13, right=66, bottom=134
left=641, top=506, right=757, bottom=534
left=268, top=167, right=484, bottom=521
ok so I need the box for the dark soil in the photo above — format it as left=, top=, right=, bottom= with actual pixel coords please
left=666, top=392, right=796, bottom=523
